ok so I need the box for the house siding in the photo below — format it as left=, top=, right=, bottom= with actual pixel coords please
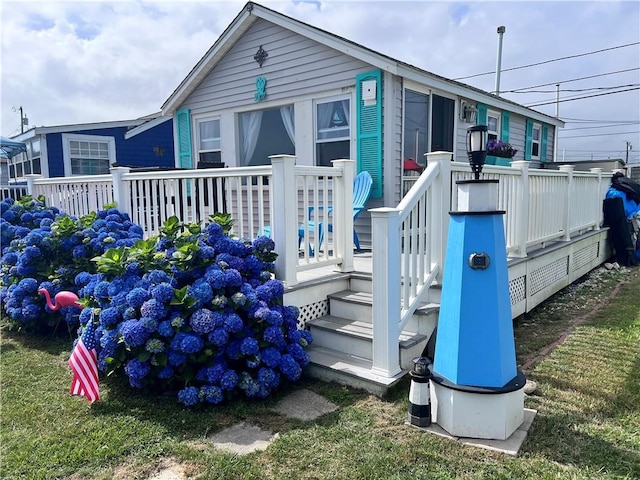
left=179, top=19, right=372, bottom=114
left=44, top=125, right=174, bottom=178
left=454, top=112, right=555, bottom=164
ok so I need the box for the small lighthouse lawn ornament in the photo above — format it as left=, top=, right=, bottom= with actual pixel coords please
left=429, top=125, right=527, bottom=440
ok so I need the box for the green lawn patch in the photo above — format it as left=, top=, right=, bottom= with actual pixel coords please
left=2, top=267, right=639, bottom=479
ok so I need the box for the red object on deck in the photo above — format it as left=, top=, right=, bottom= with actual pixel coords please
left=403, top=158, right=424, bottom=173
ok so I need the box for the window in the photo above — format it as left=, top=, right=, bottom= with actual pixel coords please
left=430, top=94, right=454, bottom=152
left=487, top=110, right=501, bottom=141
left=8, top=139, right=42, bottom=181
left=197, top=118, right=221, bottom=166
left=239, top=105, right=295, bottom=167
left=315, top=98, right=350, bottom=167
left=403, top=89, right=429, bottom=165
left=532, top=123, right=541, bottom=159
left=62, top=134, right=115, bottom=175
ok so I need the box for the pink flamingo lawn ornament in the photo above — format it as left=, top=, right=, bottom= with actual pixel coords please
left=38, top=288, right=82, bottom=310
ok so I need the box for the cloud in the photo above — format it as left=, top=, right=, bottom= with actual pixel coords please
left=1, top=0, right=638, bottom=162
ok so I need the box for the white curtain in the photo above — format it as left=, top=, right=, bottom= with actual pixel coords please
left=280, top=105, right=295, bottom=146
left=317, top=102, right=334, bottom=132
left=341, top=100, right=350, bottom=125
left=241, top=111, right=263, bottom=165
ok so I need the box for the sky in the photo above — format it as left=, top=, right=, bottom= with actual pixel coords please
left=1, top=0, right=639, bottom=164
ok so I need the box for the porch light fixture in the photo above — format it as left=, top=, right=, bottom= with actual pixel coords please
left=466, top=124, right=488, bottom=180
left=460, top=100, right=478, bottom=124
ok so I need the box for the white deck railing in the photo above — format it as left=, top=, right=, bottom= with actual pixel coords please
left=378, top=155, right=610, bottom=378
left=26, top=155, right=354, bottom=287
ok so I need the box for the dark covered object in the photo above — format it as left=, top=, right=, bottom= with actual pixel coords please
left=611, top=172, right=640, bottom=204
left=603, top=196, right=638, bottom=266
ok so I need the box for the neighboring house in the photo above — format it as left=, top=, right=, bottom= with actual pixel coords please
left=544, top=158, right=626, bottom=173
left=160, top=1, right=564, bottom=246
left=7, top=114, right=174, bottom=183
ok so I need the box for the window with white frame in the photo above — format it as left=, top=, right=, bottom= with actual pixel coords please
left=196, top=118, right=222, bottom=166
left=531, top=123, right=541, bottom=159
left=8, top=139, right=42, bottom=181
left=315, top=98, right=350, bottom=167
left=62, top=134, right=115, bottom=175
left=239, top=106, right=295, bottom=167
left=487, top=110, right=501, bottom=141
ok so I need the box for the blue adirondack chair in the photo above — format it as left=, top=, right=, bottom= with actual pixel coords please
left=300, top=170, right=373, bottom=254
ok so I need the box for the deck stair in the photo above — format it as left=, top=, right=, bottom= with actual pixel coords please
left=305, top=273, right=439, bottom=396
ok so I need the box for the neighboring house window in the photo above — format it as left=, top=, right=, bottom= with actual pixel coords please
left=8, top=139, right=42, bottom=181
left=62, top=133, right=115, bottom=175
left=531, top=123, right=541, bottom=159
left=239, top=105, right=295, bottom=167
left=487, top=110, right=501, bottom=142
left=315, top=98, right=350, bottom=167
left=196, top=118, right=221, bottom=166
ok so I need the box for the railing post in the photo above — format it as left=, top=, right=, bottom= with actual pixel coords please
left=270, top=155, right=298, bottom=287
left=370, top=207, right=402, bottom=378
left=331, top=159, right=355, bottom=273
left=590, top=168, right=603, bottom=230
left=510, top=161, right=530, bottom=257
left=425, top=152, right=451, bottom=283
left=25, top=174, right=42, bottom=197
left=559, top=165, right=574, bottom=241
left=110, top=166, right=131, bottom=216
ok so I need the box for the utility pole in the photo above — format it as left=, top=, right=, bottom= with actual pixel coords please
left=494, top=26, right=506, bottom=96
left=626, top=141, right=632, bottom=164
left=12, top=106, right=28, bottom=134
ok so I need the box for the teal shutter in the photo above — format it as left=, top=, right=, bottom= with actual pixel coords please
left=501, top=111, right=510, bottom=144
left=525, top=119, right=533, bottom=160
left=476, top=103, right=488, bottom=125
left=176, top=109, right=193, bottom=169
left=540, top=124, right=548, bottom=162
left=356, top=70, right=383, bottom=199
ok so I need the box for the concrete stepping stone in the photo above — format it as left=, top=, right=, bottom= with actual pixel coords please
left=209, top=422, right=278, bottom=455
left=271, top=388, right=338, bottom=421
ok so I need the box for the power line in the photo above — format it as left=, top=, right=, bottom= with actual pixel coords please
left=563, top=122, right=640, bottom=131
left=503, top=67, right=640, bottom=92
left=558, top=130, right=640, bottom=139
left=454, top=42, right=640, bottom=80
left=562, top=117, right=640, bottom=123
left=508, top=84, right=639, bottom=94
left=525, top=86, right=640, bottom=107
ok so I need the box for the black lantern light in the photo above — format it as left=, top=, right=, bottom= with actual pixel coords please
left=466, top=125, right=488, bottom=180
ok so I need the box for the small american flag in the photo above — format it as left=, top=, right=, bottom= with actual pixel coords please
left=69, top=311, right=100, bottom=403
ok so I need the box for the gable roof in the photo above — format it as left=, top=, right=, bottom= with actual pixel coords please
left=161, top=1, right=563, bottom=127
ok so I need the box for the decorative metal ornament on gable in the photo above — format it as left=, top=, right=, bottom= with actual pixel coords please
left=254, top=45, right=268, bottom=67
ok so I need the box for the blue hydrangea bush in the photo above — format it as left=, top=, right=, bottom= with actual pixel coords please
left=81, top=215, right=311, bottom=406
left=0, top=198, right=144, bottom=332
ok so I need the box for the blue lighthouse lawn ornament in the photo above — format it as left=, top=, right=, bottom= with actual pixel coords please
left=429, top=125, right=527, bottom=441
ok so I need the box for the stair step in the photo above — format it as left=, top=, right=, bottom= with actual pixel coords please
left=309, top=315, right=428, bottom=349
left=328, top=290, right=372, bottom=319
left=305, top=345, right=407, bottom=396
left=328, top=289, right=372, bottom=305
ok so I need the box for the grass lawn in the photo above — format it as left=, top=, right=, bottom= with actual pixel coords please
left=1, top=266, right=639, bottom=479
